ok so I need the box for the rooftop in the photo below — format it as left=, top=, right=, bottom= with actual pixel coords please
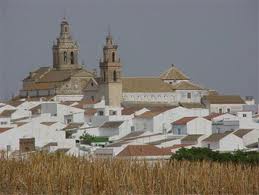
left=233, top=129, right=254, bottom=138
left=0, top=110, right=16, bottom=118
left=172, top=117, right=197, bottom=125
left=181, top=134, right=204, bottom=142
left=122, top=77, right=173, bottom=93
left=202, top=131, right=233, bottom=142
left=100, top=121, right=124, bottom=128
left=203, top=95, right=245, bottom=104
left=117, top=145, right=172, bottom=157
left=160, top=65, right=189, bottom=80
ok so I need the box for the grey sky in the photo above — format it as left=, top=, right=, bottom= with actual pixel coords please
left=0, top=0, right=258, bottom=101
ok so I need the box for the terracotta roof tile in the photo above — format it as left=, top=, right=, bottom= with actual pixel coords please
left=179, top=102, right=205, bottom=109
left=0, top=128, right=12, bottom=133
left=117, top=145, right=172, bottom=157
left=63, top=123, right=84, bottom=130
left=100, top=121, right=124, bottom=128
left=171, top=81, right=203, bottom=90
left=0, top=110, right=16, bottom=118
left=172, top=117, right=197, bottom=125
left=202, top=131, right=233, bottom=142
left=160, top=65, right=189, bottom=80
left=136, top=111, right=164, bottom=118
left=40, top=122, right=57, bottom=126
left=181, top=134, right=203, bottom=142
left=204, top=113, right=223, bottom=120
left=203, top=95, right=245, bottom=104
left=233, top=129, right=254, bottom=138
left=122, top=77, right=173, bottom=93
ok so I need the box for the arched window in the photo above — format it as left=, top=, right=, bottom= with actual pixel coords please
left=64, top=51, right=67, bottom=64
left=70, top=52, right=74, bottom=64
left=103, top=71, right=106, bottom=82
left=112, top=52, right=115, bottom=62
left=113, top=70, right=117, bottom=82
left=64, top=26, right=68, bottom=32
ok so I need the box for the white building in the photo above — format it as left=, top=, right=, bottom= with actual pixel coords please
left=202, top=95, right=246, bottom=114
left=171, top=117, right=212, bottom=135
left=201, top=131, right=244, bottom=151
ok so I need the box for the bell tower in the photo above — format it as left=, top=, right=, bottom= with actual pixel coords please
left=99, top=32, right=122, bottom=107
left=52, top=18, right=81, bottom=70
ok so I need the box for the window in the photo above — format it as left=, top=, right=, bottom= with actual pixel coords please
left=113, top=70, right=117, bottom=82
left=131, top=126, right=135, bottom=132
left=103, top=71, right=106, bottom=82
left=98, top=111, right=104, bottom=116
left=177, top=128, right=181, bottom=135
left=64, top=52, right=67, bottom=64
left=0, top=122, right=7, bottom=125
left=67, top=119, right=72, bottom=124
left=91, top=96, right=95, bottom=101
left=227, top=108, right=231, bottom=113
left=208, top=144, right=210, bottom=149
left=169, top=82, right=172, bottom=84
left=64, top=26, right=68, bottom=32
left=109, top=110, right=117, bottom=115
left=91, top=82, right=94, bottom=87
left=112, top=52, right=115, bottom=62
left=187, top=92, right=191, bottom=99
left=243, top=114, right=247, bottom=117
left=70, top=52, right=74, bottom=64
left=219, top=108, right=223, bottom=114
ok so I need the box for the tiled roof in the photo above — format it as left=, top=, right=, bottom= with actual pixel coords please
left=179, top=102, right=205, bottom=109
left=23, top=82, right=61, bottom=90
left=136, top=111, right=164, bottom=118
left=233, top=129, right=254, bottom=138
left=181, top=134, right=203, bottom=142
left=37, top=69, right=78, bottom=83
left=0, top=110, right=16, bottom=118
left=204, top=113, right=223, bottom=120
left=148, top=138, right=178, bottom=145
left=7, top=101, right=23, bottom=107
left=202, top=131, right=233, bottom=142
left=100, top=121, right=124, bottom=128
left=122, top=77, right=173, bottom=93
left=23, top=67, right=51, bottom=82
left=40, top=122, right=57, bottom=126
left=172, top=117, right=197, bottom=125
left=62, top=123, right=84, bottom=130
left=203, top=95, right=245, bottom=104
left=121, top=107, right=144, bottom=115
left=0, top=128, right=12, bottom=133
left=171, top=81, right=203, bottom=90
left=120, top=131, right=146, bottom=140
left=160, top=65, right=189, bottom=80
left=117, top=145, right=172, bottom=157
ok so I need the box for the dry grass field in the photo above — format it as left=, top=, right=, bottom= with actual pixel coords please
left=0, top=152, right=258, bottom=194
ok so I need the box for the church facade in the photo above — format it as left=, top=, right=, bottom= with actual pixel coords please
left=20, top=19, right=209, bottom=107
left=20, top=18, right=95, bottom=99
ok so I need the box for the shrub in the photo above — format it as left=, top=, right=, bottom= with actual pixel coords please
left=171, top=147, right=259, bottom=164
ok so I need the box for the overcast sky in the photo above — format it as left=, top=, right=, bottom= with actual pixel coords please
left=0, top=0, right=258, bottom=101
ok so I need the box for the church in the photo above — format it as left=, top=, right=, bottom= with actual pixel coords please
left=20, top=18, right=210, bottom=107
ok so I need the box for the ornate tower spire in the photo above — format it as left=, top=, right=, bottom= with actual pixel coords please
left=99, top=31, right=122, bottom=107
left=52, top=18, right=80, bottom=70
